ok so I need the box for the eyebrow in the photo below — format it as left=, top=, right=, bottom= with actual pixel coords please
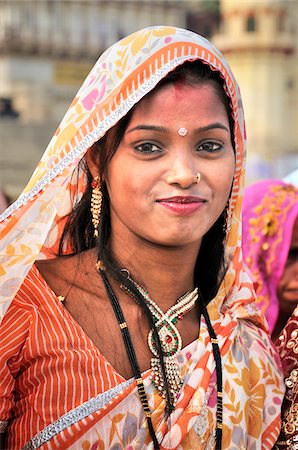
left=126, top=123, right=230, bottom=134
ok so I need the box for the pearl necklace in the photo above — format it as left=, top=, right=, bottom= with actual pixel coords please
left=121, top=277, right=198, bottom=404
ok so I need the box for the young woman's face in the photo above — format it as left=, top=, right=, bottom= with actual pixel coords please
left=105, top=81, right=235, bottom=248
left=277, top=217, right=298, bottom=313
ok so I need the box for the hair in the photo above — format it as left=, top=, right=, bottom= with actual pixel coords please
left=59, top=59, right=234, bottom=416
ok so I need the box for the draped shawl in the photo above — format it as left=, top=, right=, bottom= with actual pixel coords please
left=0, top=26, right=250, bottom=322
left=0, top=25, right=284, bottom=449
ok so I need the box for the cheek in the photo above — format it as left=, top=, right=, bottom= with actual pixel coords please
left=215, top=161, right=235, bottom=200
left=106, top=170, right=147, bottom=215
left=107, top=162, right=134, bottom=194
left=279, top=265, right=294, bottom=287
left=277, top=270, right=290, bottom=295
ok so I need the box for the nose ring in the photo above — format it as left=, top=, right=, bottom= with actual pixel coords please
left=195, top=173, right=201, bottom=184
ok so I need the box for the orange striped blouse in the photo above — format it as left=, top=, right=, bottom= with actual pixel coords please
left=0, top=265, right=124, bottom=449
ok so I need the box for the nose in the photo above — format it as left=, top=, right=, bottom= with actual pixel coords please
left=166, top=154, right=198, bottom=188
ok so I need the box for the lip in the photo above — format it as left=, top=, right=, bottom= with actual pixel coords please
left=156, top=196, right=206, bottom=216
left=282, top=288, right=298, bottom=300
left=284, top=288, right=298, bottom=294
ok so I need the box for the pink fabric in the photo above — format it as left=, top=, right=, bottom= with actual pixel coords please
left=242, top=179, right=298, bottom=331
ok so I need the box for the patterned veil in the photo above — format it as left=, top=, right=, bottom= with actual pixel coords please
left=0, top=26, right=247, bottom=320
left=0, top=26, right=284, bottom=449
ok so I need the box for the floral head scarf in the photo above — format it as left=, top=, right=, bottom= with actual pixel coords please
left=242, top=179, right=298, bottom=331
left=0, top=25, right=261, bottom=333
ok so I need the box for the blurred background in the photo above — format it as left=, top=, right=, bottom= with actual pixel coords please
left=0, top=0, right=297, bottom=205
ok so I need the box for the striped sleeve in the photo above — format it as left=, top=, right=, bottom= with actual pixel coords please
left=0, top=300, right=31, bottom=422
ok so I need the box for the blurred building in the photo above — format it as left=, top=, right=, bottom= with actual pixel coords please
left=0, top=0, right=216, bottom=199
left=0, top=0, right=194, bottom=123
left=213, top=0, right=298, bottom=182
left=0, top=0, right=218, bottom=123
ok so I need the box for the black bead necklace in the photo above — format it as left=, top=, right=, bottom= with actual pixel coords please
left=99, top=267, right=223, bottom=450
left=100, top=269, right=160, bottom=449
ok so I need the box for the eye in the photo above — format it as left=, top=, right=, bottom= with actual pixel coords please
left=197, top=141, right=223, bottom=153
left=134, top=142, right=162, bottom=154
left=286, top=247, right=298, bottom=264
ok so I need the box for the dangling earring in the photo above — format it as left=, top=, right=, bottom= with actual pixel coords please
left=91, top=175, right=102, bottom=238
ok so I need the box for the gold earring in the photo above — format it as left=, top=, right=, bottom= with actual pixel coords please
left=91, top=175, right=102, bottom=238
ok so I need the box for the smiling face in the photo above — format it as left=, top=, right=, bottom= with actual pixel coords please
left=105, top=81, right=235, bottom=250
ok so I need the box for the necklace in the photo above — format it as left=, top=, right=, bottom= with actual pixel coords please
left=121, top=277, right=198, bottom=404
left=98, top=264, right=223, bottom=449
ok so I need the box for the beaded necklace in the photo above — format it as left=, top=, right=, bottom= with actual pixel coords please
left=100, top=269, right=160, bottom=449
left=98, top=265, right=223, bottom=450
left=121, top=278, right=198, bottom=405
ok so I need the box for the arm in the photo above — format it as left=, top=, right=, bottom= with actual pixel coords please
left=0, top=300, right=31, bottom=447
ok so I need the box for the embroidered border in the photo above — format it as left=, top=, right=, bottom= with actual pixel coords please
left=22, top=379, right=133, bottom=449
left=0, top=420, right=8, bottom=433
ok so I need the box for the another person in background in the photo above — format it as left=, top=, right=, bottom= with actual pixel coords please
left=0, top=27, right=284, bottom=449
left=242, top=179, right=298, bottom=449
left=242, top=179, right=298, bottom=341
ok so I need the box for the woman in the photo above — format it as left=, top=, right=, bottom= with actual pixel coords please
left=242, top=179, right=298, bottom=449
left=0, top=26, right=284, bottom=449
left=242, top=179, right=298, bottom=341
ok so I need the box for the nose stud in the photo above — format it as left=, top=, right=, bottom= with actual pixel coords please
left=195, top=173, right=201, bottom=184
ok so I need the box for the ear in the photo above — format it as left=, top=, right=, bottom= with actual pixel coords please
left=84, top=146, right=101, bottom=180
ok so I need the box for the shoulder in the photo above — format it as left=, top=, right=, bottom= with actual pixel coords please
left=14, top=264, right=54, bottom=308
left=0, top=266, right=44, bottom=358
left=1, top=265, right=56, bottom=331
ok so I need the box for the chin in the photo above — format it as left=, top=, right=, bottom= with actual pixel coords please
left=150, top=234, right=201, bottom=248
left=279, top=298, right=298, bottom=315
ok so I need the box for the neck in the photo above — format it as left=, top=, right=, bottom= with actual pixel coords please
left=108, top=232, right=201, bottom=310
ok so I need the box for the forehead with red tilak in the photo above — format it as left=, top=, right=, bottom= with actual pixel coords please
left=127, top=80, right=230, bottom=136
left=173, top=79, right=188, bottom=99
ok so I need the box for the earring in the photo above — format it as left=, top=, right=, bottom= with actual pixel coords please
left=91, top=175, right=102, bottom=238
left=195, top=173, right=201, bottom=184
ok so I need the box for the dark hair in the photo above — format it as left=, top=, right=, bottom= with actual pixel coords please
left=59, top=59, right=234, bottom=415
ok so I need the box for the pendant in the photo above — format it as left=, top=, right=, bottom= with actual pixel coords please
left=120, top=275, right=198, bottom=404
left=150, top=357, right=183, bottom=405
left=148, top=318, right=183, bottom=404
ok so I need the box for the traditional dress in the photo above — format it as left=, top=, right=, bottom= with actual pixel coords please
left=242, top=179, right=298, bottom=331
left=242, top=180, right=298, bottom=449
left=0, top=26, right=284, bottom=449
left=275, top=306, right=298, bottom=449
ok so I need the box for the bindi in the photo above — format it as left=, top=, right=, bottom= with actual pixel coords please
left=178, top=127, right=188, bottom=136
